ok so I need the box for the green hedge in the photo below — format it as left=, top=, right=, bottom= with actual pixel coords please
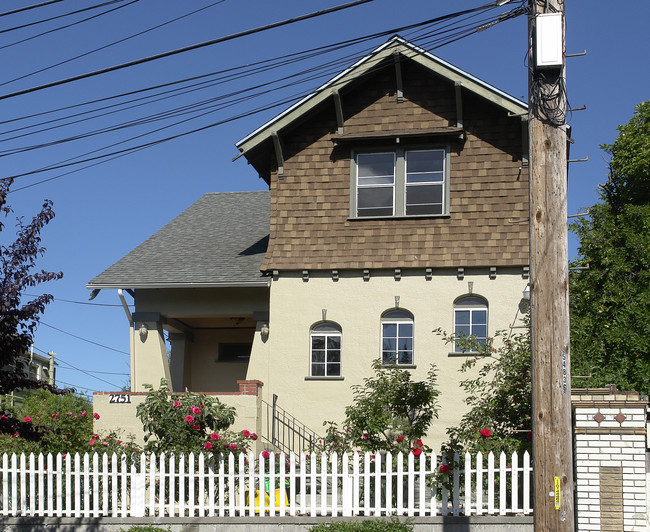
left=309, top=517, right=413, bottom=531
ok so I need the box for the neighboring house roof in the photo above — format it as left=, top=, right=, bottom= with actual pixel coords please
left=87, top=191, right=270, bottom=289
left=235, top=35, right=527, bottom=157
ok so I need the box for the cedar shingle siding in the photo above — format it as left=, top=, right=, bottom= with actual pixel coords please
left=260, top=60, right=528, bottom=271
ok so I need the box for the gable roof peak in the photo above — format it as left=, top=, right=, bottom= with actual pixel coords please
left=235, top=35, right=527, bottom=157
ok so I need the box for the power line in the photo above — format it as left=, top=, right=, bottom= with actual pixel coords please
left=0, top=0, right=137, bottom=52
left=0, top=0, right=66, bottom=18
left=0, top=0, right=377, bottom=102
left=1, top=0, right=226, bottom=87
left=0, top=0, right=133, bottom=35
left=24, top=293, right=125, bottom=306
left=39, top=322, right=129, bottom=356
left=4, top=2, right=522, bottom=188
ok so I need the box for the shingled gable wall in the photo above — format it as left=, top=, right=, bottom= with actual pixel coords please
left=260, top=59, right=529, bottom=272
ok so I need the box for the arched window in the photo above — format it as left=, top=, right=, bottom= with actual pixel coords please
left=381, top=309, right=414, bottom=365
left=453, top=296, right=488, bottom=352
left=310, top=322, right=341, bottom=377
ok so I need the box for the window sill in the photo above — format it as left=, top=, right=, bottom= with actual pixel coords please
left=304, top=376, right=345, bottom=381
left=381, top=364, right=416, bottom=369
left=348, top=214, right=450, bottom=221
left=448, top=352, right=482, bottom=357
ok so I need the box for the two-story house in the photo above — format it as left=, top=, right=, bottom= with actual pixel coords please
left=88, top=36, right=530, bottom=450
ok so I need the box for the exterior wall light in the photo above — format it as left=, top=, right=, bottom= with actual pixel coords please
left=523, top=284, right=531, bottom=300
left=260, top=323, right=270, bottom=341
left=138, top=323, right=148, bottom=342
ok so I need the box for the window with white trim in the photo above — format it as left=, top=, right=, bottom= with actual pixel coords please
left=381, top=309, right=414, bottom=365
left=310, top=322, right=341, bottom=377
left=453, top=296, right=488, bottom=352
left=354, top=148, right=448, bottom=217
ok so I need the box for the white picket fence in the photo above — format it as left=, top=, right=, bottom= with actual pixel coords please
left=0, top=450, right=532, bottom=518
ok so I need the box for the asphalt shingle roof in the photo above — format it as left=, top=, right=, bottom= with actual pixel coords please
left=87, top=191, right=270, bottom=289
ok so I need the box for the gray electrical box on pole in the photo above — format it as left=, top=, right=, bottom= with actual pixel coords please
left=527, top=0, right=575, bottom=530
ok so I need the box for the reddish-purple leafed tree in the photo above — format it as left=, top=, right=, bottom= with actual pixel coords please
left=1, top=177, right=65, bottom=439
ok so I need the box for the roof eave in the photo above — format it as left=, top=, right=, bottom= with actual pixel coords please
left=86, top=280, right=270, bottom=290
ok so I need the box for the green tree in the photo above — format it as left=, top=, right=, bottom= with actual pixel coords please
left=570, top=101, right=650, bottom=395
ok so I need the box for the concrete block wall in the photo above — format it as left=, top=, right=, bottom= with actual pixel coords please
left=573, top=386, right=648, bottom=531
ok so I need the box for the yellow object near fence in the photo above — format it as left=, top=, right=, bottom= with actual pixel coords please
left=244, top=488, right=289, bottom=514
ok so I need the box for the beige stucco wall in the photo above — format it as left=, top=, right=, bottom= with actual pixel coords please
left=93, top=392, right=262, bottom=452
left=246, top=268, right=528, bottom=451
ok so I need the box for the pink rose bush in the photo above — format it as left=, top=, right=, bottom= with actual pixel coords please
left=0, top=388, right=137, bottom=456
left=135, top=380, right=259, bottom=456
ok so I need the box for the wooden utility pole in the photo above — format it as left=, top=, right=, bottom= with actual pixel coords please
left=528, top=0, right=574, bottom=530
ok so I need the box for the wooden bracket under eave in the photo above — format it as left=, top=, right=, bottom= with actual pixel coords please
left=393, top=51, right=403, bottom=103
left=332, top=90, right=345, bottom=135
left=454, top=82, right=463, bottom=130
left=272, top=132, right=284, bottom=179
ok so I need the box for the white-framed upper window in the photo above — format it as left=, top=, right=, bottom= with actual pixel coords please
left=453, top=296, right=488, bottom=352
left=381, top=309, right=414, bottom=365
left=353, top=148, right=448, bottom=218
left=310, top=322, right=341, bottom=377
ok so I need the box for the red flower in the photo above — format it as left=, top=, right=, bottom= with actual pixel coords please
left=81, top=411, right=87, bottom=417
left=173, top=401, right=182, bottom=408
left=526, top=431, right=532, bottom=440
left=23, top=416, right=32, bottom=423
left=190, top=406, right=201, bottom=415
left=479, top=428, right=491, bottom=438
left=210, top=433, right=220, bottom=441
left=185, top=415, right=194, bottom=423
left=412, top=448, right=422, bottom=457
left=204, top=442, right=213, bottom=450
left=241, top=429, right=251, bottom=438
left=439, top=464, right=450, bottom=474
left=228, top=443, right=238, bottom=451
left=93, top=413, right=100, bottom=420
left=396, top=436, right=405, bottom=443
left=262, top=451, right=270, bottom=459
left=192, top=424, right=200, bottom=429
left=250, top=433, right=258, bottom=441
left=415, top=439, right=423, bottom=448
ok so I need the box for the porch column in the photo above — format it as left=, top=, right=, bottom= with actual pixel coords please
left=168, top=332, right=187, bottom=392
left=131, top=312, right=171, bottom=391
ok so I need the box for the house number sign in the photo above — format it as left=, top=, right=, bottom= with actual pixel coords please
left=109, top=394, right=131, bottom=404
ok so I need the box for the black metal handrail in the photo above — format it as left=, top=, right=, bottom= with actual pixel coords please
left=261, top=394, right=321, bottom=455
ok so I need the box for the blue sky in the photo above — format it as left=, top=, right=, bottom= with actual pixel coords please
left=1, top=0, right=648, bottom=399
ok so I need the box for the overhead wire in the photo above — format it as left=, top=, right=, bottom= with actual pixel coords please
left=23, top=293, right=124, bottom=306
left=4, top=1, right=525, bottom=188
left=0, top=0, right=137, bottom=52
left=0, top=0, right=377, bottom=102
left=0, top=1, right=67, bottom=18
left=39, top=322, right=130, bottom=356
left=1, top=4, right=512, bottom=157
left=0, top=0, right=133, bottom=35
left=1, top=0, right=226, bottom=87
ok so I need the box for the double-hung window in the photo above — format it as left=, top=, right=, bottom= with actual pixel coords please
left=354, top=148, right=447, bottom=218
left=453, top=296, right=488, bottom=352
left=381, top=310, right=414, bottom=365
left=310, top=322, right=342, bottom=377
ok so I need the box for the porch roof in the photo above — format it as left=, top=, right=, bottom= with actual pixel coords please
left=87, top=190, right=270, bottom=289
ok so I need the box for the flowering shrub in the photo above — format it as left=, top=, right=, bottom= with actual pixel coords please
left=435, top=320, right=532, bottom=457
left=314, top=360, right=439, bottom=455
left=0, top=389, right=134, bottom=455
left=135, top=379, right=258, bottom=455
